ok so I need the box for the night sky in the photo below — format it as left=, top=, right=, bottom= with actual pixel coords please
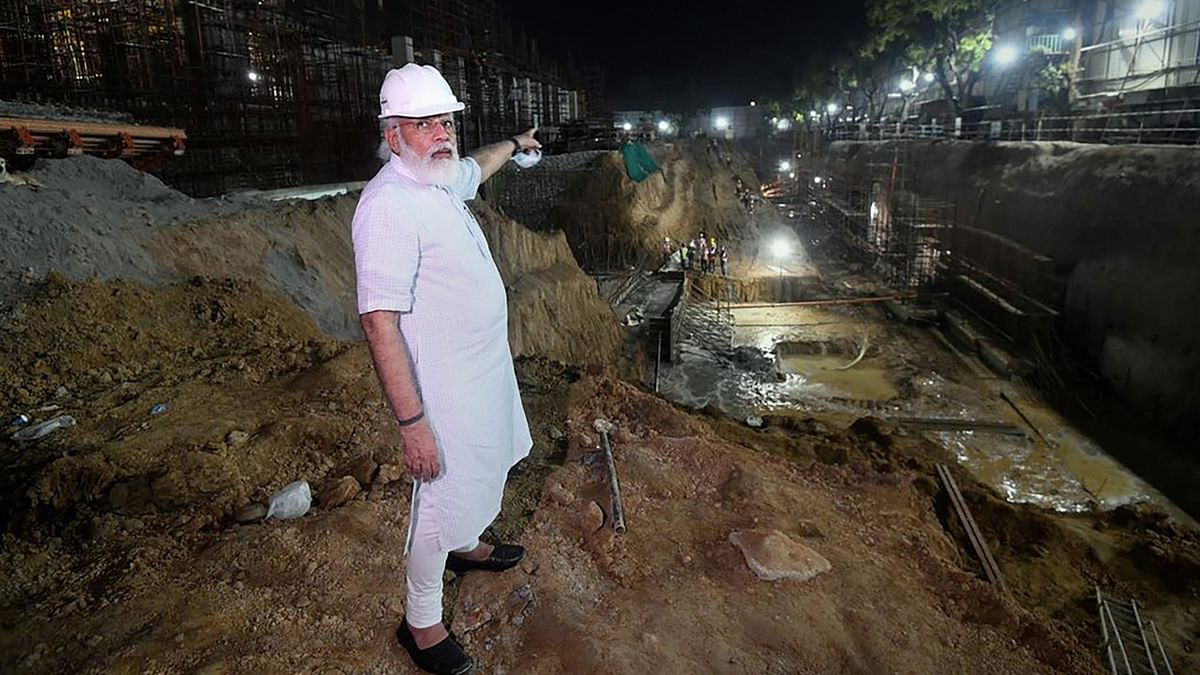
left=512, top=0, right=868, bottom=111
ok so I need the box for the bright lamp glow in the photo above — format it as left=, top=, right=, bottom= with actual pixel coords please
left=923, top=72, right=935, bottom=83
left=776, top=118, right=791, bottom=131
left=779, top=160, right=791, bottom=172
left=809, top=109, right=818, bottom=116
left=247, top=71, right=260, bottom=82
left=813, top=176, right=823, bottom=185
left=870, top=201, right=879, bottom=219
left=788, top=171, right=796, bottom=179
left=771, top=239, right=789, bottom=259
left=1061, top=26, right=1078, bottom=41
left=994, top=44, right=1019, bottom=66
left=750, top=100, right=757, bottom=107
left=622, top=122, right=632, bottom=131
left=826, top=102, right=839, bottom=114
left=657, top=120, right=670, bottom=132
left=1136, top=0, right=1166, bottom=20
left=714, top=116, right=730, bottom=130
left=899, top=78, right=915, bottom=92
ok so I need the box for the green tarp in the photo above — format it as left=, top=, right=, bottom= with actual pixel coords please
left=620, top=142, right=660, bottom=183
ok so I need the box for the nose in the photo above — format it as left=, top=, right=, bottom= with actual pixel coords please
left=431, top=122, right=451, bottom=143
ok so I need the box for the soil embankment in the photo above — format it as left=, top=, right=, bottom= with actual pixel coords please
left=509, top=140, right=771, bottom=269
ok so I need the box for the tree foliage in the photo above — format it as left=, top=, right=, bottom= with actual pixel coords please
left=862, top=0, right=997, bottom=116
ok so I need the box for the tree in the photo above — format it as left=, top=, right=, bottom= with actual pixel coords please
left=862, top=0, right=997, bottom=117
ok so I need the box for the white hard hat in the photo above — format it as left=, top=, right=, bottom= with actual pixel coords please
left=378, top=63, right=465, bottom=119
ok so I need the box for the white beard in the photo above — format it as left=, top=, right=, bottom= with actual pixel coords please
left=397, top=138, right=460, bottom=186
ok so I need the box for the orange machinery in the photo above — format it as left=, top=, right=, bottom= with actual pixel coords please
left=0, top=115, right=186, bottom=170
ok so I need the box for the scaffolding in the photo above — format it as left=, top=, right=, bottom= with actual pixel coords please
left=811, top=141, right=952, bottom=291
left=0, top=0, right=593, bottom=195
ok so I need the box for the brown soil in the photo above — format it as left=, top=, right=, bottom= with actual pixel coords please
left=2, top=275, right=1196, bottom=672
left=449, top=373, right=1098, bottom=674
left=0, top=274, right=573, bottom=673
left=547, top=140, right=771, bottom=268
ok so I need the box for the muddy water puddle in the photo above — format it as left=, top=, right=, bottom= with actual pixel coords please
left=659, top=300, right=1182, bottom=517
left=777, top=354, right=898, bottom=401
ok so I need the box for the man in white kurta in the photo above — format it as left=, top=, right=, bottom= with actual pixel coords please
left=353, top=63, right=540, bottom=675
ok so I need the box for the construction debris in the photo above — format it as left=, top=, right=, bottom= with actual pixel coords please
left=729, top=529, right=832, bottom=582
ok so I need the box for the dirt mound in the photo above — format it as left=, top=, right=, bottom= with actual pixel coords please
left=0, top=274, right=346, bottom=531
left=0, top=269, right=574, bottom=670
left=545, top=140, right=775, bottom=269
left=473, top=201, right=622, bottom=367
left=448, top=373, right=1097, bottom=674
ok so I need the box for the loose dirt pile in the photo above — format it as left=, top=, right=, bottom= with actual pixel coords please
left=2, top=155, right=623, bottom=360
left=446, top=374, right=1103, bottom=674
left=472, top=201, right=622, bottom=367
left=0, top=272, right=577, bottom=672
left=545, top=140, right=778, bottom=268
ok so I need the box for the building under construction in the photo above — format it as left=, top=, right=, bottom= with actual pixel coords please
left=0, top=0, right=594, bottom=195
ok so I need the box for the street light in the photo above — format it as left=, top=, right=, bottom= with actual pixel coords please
left=771, top=238, right=789, bottom=277
left=994, top=43, right=1020, bottom=66
left=813, top=175, right=823, bottom=185
left=657, top=119, right=670, bottom=132
left=899, top=78, right=915, bottom=93
left=1061, top=26, right=1078, bottom=41
left=788, top=171, right=796, bottom=179
left=247, top=70, right=261, bottom=82
left=826, top=102, right=840, bottom=114
left=776, top=117, right=790, bottom=131
left=750, top=100, right=757, bottom=107
left=923, top=72, right=935, bottom=83
left=714, top=116, right=730, bottom=130
left=779, top=160, right=791, bottom=172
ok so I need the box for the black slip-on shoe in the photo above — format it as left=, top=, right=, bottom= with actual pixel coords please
left=445, top=543, right=525, bottom=574
left=396, top=618, right=473, bottom=675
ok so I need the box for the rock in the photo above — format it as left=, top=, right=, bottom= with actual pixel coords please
left=225, top=430, right=250, bottom=447
left=234, top=503, right=268, bottom=523
left=320, top=476, right=361, bottom=509
left=579, top=501, right=605, bottom=533
left=546, top=483, right=574, bottom=506
left=795, top=520, right=825, bottom=538
left=729, top=529, right=831, bottom=582
left=548, top=427, right=565, bottom=441
left=375, top=463, right=404, bottom=486
left=348, top=456, right=378, bottom=486
left=745, top=415, right=764, bottom=428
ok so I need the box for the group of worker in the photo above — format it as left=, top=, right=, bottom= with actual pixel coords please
left=663, top=232, right=729, bottom=276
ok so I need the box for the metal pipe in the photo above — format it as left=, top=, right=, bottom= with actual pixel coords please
left=1149, top=622, right=1174, bottom=675
left=654, top=332, right=662, bottom=393
left=1130, top=599, right=1159, bottom=675
left=1103, top=601, right=1135, bottom=675
left=593, top=419, right=627, bottom=535
left=1098, top=588, right=1119, bottom=675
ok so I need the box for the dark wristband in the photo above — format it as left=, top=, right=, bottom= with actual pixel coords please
left=509, top=137, right=521, bottom=156
left=397, top=411, right=425, bottom=427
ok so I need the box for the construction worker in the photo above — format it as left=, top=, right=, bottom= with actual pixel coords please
left=354, top=63, right=540, bottom=675
left=720, top=245, right=729, bottom=276
left=662, top=237, right=673, bottom=269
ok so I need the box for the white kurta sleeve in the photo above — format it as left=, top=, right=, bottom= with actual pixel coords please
left=450, top=157, right=482, bottom=201
left=352, top=189, right=422, bottom=314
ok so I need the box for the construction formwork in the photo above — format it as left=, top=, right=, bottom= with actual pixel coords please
left=1, top=0, right=592, bottom=195
left=810, top=143, right=952, bottom=292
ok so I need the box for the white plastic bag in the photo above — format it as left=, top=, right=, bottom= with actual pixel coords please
left=11, top=415, right=76, bottom=442
left=265, top=480, right=311, bottom=520
left=512, top=148, right=542, bottom=169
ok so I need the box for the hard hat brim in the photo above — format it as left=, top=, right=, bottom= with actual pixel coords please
left=378, top=100, right=465, bottom=119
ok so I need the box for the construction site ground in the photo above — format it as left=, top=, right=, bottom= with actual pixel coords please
left=0, top=152, right=1197, bottom=674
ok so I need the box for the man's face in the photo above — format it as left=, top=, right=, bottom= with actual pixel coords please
left=386, top=113, right=459, bottom=185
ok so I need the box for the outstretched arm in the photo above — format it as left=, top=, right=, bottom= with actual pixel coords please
left=470, top=128, right=541, bottom=182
